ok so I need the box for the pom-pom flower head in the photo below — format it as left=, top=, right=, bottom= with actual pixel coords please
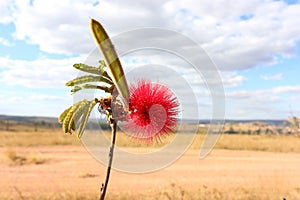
left=122, top=79, right=179, bottom=143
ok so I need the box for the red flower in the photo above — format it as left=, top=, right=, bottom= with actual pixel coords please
left=123, top=80, right=179, bottom=143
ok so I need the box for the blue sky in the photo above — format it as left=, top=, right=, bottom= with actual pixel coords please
left=0, top=0, right=300, bottom=120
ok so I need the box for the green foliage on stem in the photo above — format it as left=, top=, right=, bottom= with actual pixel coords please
left=59, top=58, right=114, bottom=138
left=59, top=18, right=129, bottom=142
left=73, top=62, right=112, bottom=81
left=59, top=59, right=115, bottom=138
left=77, top=99, right=98, bottom=138
left=66, top=75, right=113, bottom=86
left=71, top=84, right=111, bottom=94
left=59, top=99, right=98, bottom=138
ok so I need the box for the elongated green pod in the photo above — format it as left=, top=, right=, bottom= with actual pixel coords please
left=66, top=75, right=113, bottom=86
left=90, top=19, right=130, bottom=105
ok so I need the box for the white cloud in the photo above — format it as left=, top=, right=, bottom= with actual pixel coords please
left=260, top=73, right=283, bottom=80
left=0, top=56, right=83, bottom=88
left=273, top=85, right=300, bottom=94
left=1, top=0, right=300, bottom=119
left=28, top=94, right=66, bottom=101
left=0, top=37, right=13, bottom=46
left=7, top=96, right=23, bottom=102
left=3, top=0, right=299, bottom=71
left=0, top=0, right=13, bottom=23
left=226, top=90, right=252, bottom=100
left=227, top=85, right=300, bottom=99
left=221, top=72, right=246, bottom=88
left=0, top=92, right=73, bottom=117
left=225, top=85, right=300, bottom=119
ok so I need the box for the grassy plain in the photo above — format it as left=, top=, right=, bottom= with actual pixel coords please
left=1, top=124, right=300, bottom=199
left=1, top=126, right=300, bottom=153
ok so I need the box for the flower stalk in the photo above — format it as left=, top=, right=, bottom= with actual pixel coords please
left=59, top=18, right=128, bottom=199
left=100, top=119, right=117, bottom=200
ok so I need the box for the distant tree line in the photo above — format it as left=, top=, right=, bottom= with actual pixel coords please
left=0, top=118, right=112, bottom=132
left=223, top=118, right=300, bottom=135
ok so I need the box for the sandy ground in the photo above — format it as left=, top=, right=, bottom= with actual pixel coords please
left=1, top=146, right=300, bottom=199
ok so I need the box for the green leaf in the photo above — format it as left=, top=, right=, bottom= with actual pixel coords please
left=73, top=63, right=105, bottom=75
left=66, top=75, right=113, bottom=86
left=58, top=106, right=72, bottom=124
left=77, top=99, right=98, bottom=138
left=73, top=63, right=112, bottom=81
left=90, top=18, right=130, bottom=104
left=61, top=100, right=87, bottom=134
left=68, top=100, right=89, bottom=132
left=70, top=120, right=76, bottom=131
left=99, top=60, right=105, bottom=67
left=62, top=111, right=72, bottom=134
left=71, top=84, right=111, bottom=94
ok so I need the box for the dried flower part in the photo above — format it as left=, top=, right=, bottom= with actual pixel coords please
left=124, top=80, right=179, bottom=143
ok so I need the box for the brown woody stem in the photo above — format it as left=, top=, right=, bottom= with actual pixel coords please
left=99, top=120, right=117, bottom=200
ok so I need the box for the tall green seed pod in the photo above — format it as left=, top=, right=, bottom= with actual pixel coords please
left=90, top=19, right=130, bottom=108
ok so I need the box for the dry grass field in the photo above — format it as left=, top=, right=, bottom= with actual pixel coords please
left=1, top=124, right=300, bottom=199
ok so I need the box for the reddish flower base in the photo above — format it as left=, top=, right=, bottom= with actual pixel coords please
left=124, top=80, right=179, bottom=143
